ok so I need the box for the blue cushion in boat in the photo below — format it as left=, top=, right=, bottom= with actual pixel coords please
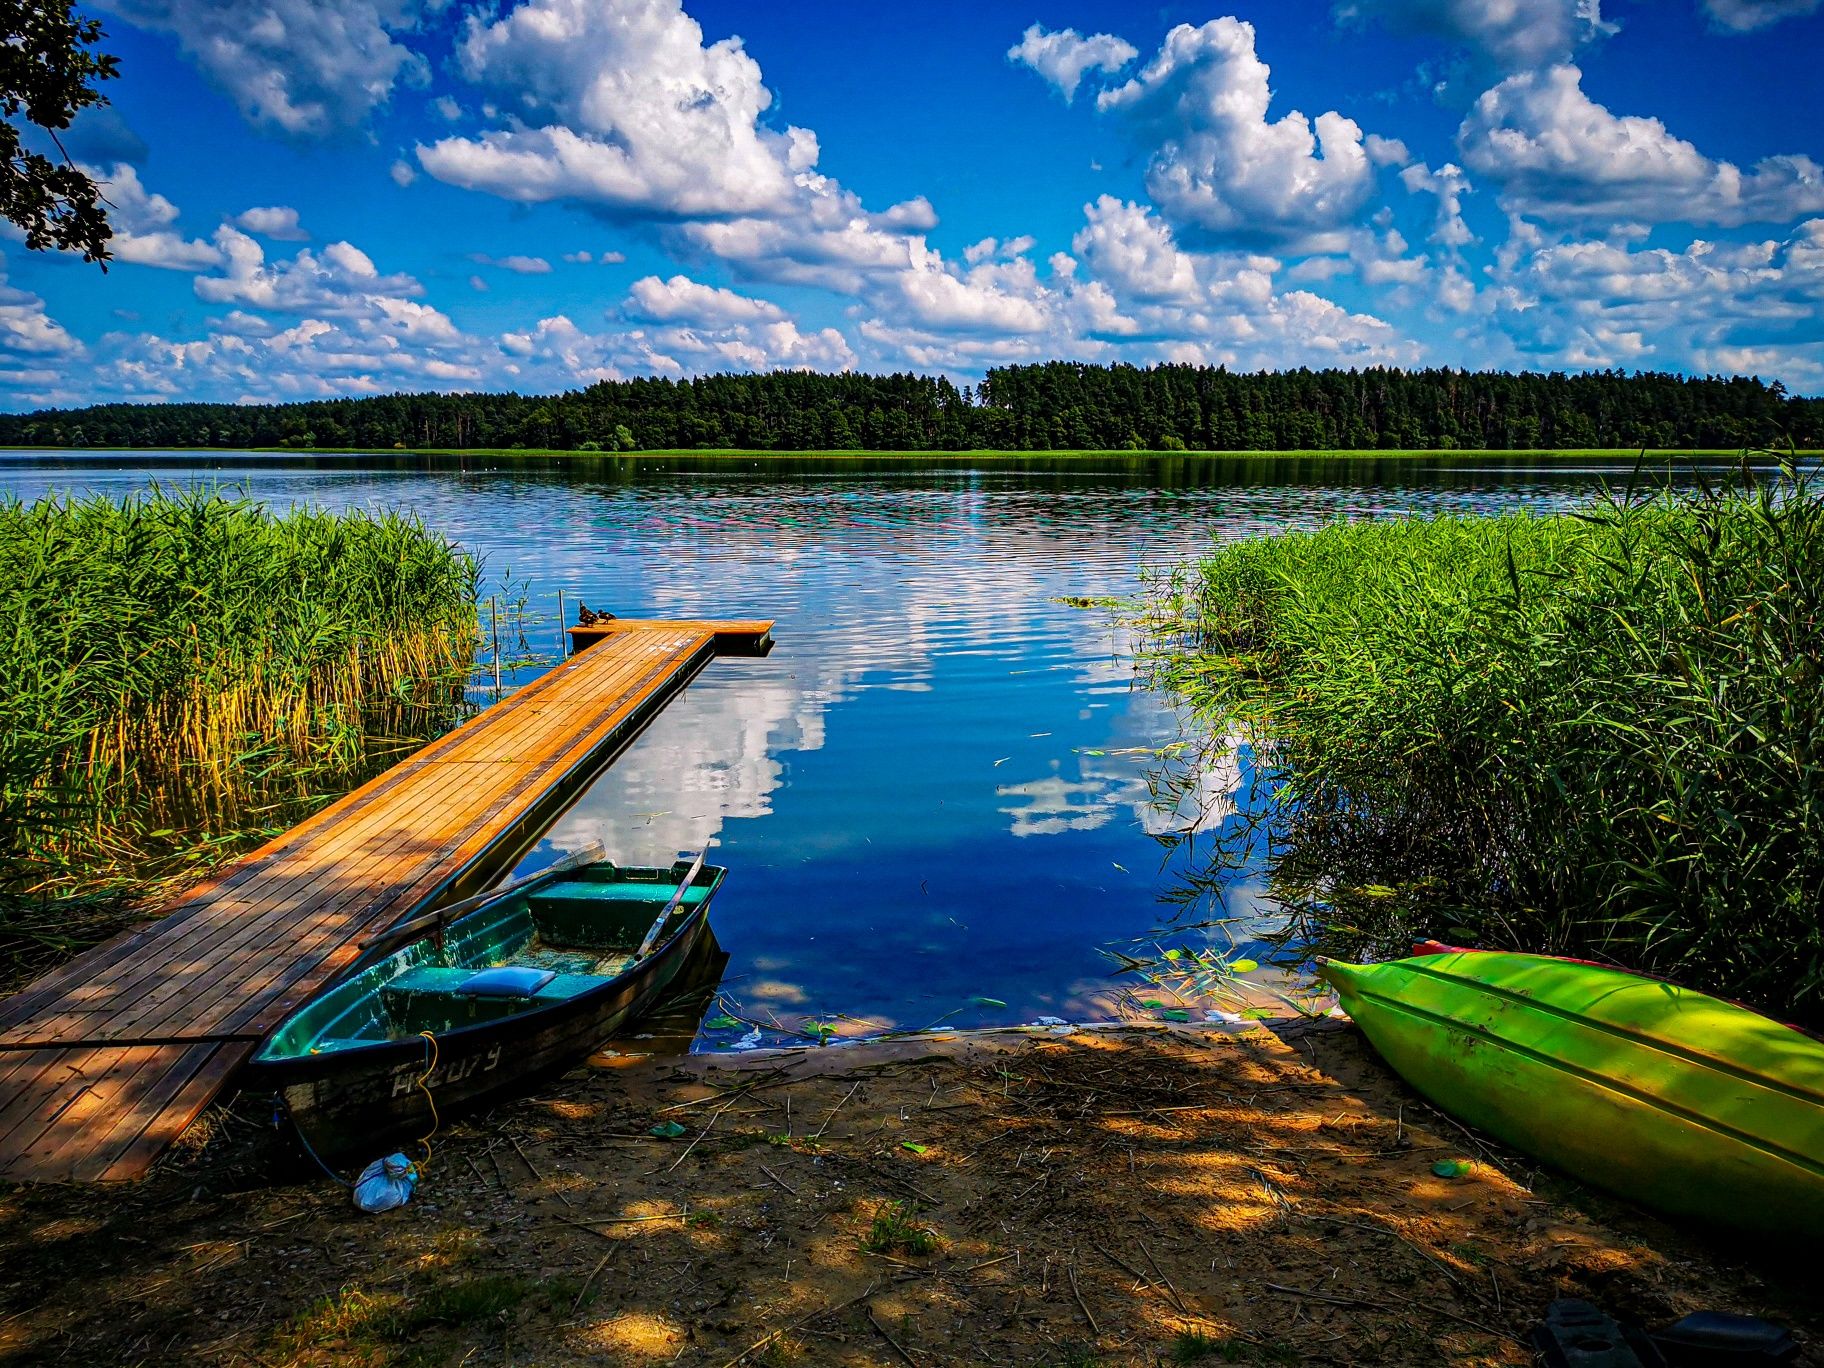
left=456, top=966, right=557, bottom=998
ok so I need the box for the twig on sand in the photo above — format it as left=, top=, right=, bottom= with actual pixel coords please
left=508, top=1134, right=543, bottom=1181
left=812, top=1080, right=864, bottom=1140
left=1094, top=1244, right=1156, bottom=1292
left=557, top=1211, right=682, bottom=1238
left=1067, top=1259, right=1100, bottom=1337
left=717, top=1281, right=880, bottom=1368
left=571, top=1249, right=615, bottom=1314
left=665, top=1095, right=740, bottom=1174
left=963, top=1251, right=1019, bottom=1275
left=1263, top=1282, right=1516, bottom=1344
left=759, top=1163, right=798, bottom=1196
left=1138, top=1240, right=1189, bottom=1314
left=867, top=1305, right=921, bottom=1367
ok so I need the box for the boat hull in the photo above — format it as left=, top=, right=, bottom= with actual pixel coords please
left=1319, top=951, right=1824, bottom=1241
left=248, top=898, right=713, bottom=1155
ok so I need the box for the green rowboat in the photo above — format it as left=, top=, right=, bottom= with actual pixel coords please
left=249, top=851, right=725, bottom=1153
left=1318, top=950, right=1824, bottom=1240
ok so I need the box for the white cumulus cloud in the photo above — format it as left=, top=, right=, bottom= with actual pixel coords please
left=232, top=206, right=308, bottom=241
left=84, top=163, right=223, bottom=271
left=1460, top=64, right=1824, bottom=226
left=471, top=253, right=553, bottom=274
left=1006, top=24, right=1138, bottom=103
left=194, top=229, right=422, bottom=312
left=1071, top=196, right=1202, bottom=304
left=1703, top=0, right=1820, bottom=30
left=625, top=275, right=787, bottom=325
left=95, top=0, right=435, bottom=137
left=1338, top=0, right=1616, bottom=69
left=418, top=0, right=801, bottom=220
left=1097, top=19, right=1374, bottom=247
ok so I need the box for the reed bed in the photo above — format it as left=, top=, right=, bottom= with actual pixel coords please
left=0, top=488, right=480, bottom=949
left=1140, top=461, right=1824, bottom=1022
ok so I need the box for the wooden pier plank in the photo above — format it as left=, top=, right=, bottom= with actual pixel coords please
left=0, top=619, right=768, bottom=1183
left=0, top=630, right=709, bottom=1046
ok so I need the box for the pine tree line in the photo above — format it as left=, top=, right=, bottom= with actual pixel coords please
left=2, top=363, right=1816, bottom=452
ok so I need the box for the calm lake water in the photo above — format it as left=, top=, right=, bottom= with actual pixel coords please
left=0, top=450, right=1747, bottom=1047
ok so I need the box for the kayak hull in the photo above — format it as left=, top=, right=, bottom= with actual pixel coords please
left=1319, top=951, right=1824, bottom=1241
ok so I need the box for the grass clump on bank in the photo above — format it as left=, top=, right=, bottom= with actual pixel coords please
left=1143, top=461, right=1824, bottom=1023
left=0, top=488, right=479, bottom=972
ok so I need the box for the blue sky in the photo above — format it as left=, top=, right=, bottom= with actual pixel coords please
left=3, top=0, right=1823, bottom=409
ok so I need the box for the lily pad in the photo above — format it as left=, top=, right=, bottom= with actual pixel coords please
left=704, top=1015, right=742, bottom=1030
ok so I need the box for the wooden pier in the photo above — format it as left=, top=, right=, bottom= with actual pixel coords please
left=0, top=618, right=771, bottom=1183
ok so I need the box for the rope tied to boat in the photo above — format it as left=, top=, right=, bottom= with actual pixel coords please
left=414, top=1029, right=440, bottom=1168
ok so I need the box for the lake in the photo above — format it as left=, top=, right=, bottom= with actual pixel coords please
left=0, top=450, right=1741, bottom=1047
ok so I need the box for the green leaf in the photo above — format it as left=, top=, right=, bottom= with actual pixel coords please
left=650, top=1121, right=686, bottom=1139
left=1229, top=958, right=1259, bottom=973
left=972, top=996, right=1007, bottom=1008
left=704, top=1015, right=741, bottom=1030
left=1140, top=999, right=1164, bottom=1009
left=1162, top=948, right=1183, bottom=961
left=1160, top=1008, right=1192, bottom=1022
left=901, top=1141, right=928, bottom=1154
left=1431, top=1158, right=1473, bottom=1179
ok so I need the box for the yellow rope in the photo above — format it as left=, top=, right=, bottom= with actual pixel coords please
left=414, top=1030, right=440, bottom=1169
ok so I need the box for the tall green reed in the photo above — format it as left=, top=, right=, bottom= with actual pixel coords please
left=1, top=488, right=481, bottom=928
left=1139, top=461, right=1824, bottom=1022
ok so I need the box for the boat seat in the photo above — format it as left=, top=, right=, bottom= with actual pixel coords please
left=379, top=965, right=607, bottom=1031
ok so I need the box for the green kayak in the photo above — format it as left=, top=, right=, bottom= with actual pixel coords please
left=1318, top=950, right=1824, bottom=1240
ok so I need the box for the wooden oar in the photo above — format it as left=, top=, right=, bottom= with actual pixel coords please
left=357, top=841, right=609, bottom=955
left=636, top=849, right=708, bottom=959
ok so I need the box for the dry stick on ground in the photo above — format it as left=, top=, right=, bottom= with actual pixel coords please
left=963, top=1252, right=1019, bottom=1275
left=571, top=1249, right=615, bottom=1315
left=1067, top=1259, right=1100, bottom=1338
left=664, top=1095, right=742, bottom=1175
left=812, top=1080, right=864, bottom=1141
left=758, top=1164, right=797, bottom=1196
left=1093, top=1244, right=1158, bottom=1294
left=1262, top=1282, right=1517, bottom=1345
left=717, top=1281, right=881, bottom=1368
left=652, top=1066, right=802, bottom=1115
left=557, top=1212, right=683, bottom=1238
left=866, top=1305, right=921, bottom=1368
left=1138, top=1240, right=1189, bottom=1315
left=1298, top=1211, right=1464, bottom=1292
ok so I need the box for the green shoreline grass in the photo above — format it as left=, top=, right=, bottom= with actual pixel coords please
left=5, top=445, right=1818, bottom=461
left=1141, top=461, right=1824, bottom=1023
left=1, top=488, right=480, bottom=985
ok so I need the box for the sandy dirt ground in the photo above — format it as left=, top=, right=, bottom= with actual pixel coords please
left=1, top=1019, right=1817, bottom=1367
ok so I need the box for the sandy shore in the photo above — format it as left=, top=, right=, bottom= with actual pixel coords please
left=1, top=1019, right=1817, bottom=1367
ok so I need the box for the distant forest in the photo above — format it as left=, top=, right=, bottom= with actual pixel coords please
left=3, top=364, right=1818, bottom=453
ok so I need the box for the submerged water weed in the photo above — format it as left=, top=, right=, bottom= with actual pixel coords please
left=0, top=488, right=480, bottom=964
left=1138, top=457, right=1824, bottom=1023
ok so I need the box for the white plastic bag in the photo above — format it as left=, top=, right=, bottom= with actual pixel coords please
left=352, top=1153, right=418, bottom=1212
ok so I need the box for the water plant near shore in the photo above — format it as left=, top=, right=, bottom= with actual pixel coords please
left=1140, top=458, right=1824, bottom=1023
left=0, top=488, right=480, bottom=964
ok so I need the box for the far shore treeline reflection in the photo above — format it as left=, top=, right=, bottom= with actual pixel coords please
left=2, top=362, right=1818, bottom=454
